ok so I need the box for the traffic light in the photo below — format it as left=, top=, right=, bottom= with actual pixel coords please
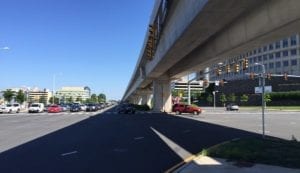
left=216, top=68, right=222, bottom=76
left=267, top=73, right=271, bottom=80
left=250, top=72, right=255, bottom=80
left=243, top=58, right=249, bottom=70
left=284, top=72, right=288, bottom=80
left=234, top=64, right=240, bottom=73
left=146, top=25, right=156, bottom=60
left=226, top=65, right=231, bottom=73
left=220, top=79, right=224, bottom=86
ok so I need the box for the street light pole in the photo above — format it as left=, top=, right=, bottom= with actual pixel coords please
left=255, top=63, right=266, bottom=139
left=52, top=74, right=56, bottom=104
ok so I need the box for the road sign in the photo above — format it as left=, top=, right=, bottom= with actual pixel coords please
left=255, top=86, right=272, bottom=94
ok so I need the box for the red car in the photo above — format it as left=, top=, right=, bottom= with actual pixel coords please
left=47, top=104, right=62, bottom=113
left=172, top=103, right=202, bottom=115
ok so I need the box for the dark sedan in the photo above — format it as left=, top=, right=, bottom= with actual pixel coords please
left=86, top=103, right=97, bottom=112
left=70, top=104, right=81, bottom=112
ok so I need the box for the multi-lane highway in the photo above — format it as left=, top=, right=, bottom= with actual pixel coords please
left=0, top=107, right=298, bottom=173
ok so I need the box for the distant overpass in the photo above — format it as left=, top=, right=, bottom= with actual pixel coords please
left=123, top=0, right=300, bottom=112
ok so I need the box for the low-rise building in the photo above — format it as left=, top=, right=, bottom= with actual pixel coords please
left=56, top=86, right=91, bottom=102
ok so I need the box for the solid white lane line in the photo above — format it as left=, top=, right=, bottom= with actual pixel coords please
left=150, top=127, right=192, bottom=160
left=61, top=151, right=78, bottom=156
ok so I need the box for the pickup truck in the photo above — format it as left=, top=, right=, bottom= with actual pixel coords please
left=172, top=103, right=202, bottom=115
left=0, top=103, right=21, bottom=113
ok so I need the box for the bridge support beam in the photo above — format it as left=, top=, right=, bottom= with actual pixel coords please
left=152, top=76, right=172, bottom=113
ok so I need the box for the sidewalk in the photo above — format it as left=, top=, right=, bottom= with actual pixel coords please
left=173, top=155, right=300, bottom=173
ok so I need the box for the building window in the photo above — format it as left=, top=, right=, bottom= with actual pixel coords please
left=258, top=56, right=262, bottom=62
left=275, top=41, right=281, bottom=49
left=269, top=63, right=274, bottom=69
left=263, top=55, right=268, bottom=61
left=283, top=50, right=288, bottom=57
left=283, top=38, right=288, bottom=48
left=291, top=35, right=297, bottom=46
left=283, top=60, right=289, bottom=67
left=249, top=58, right=253, bottom=63
left=276, top=61, right=281, bottom=68
left=269, top=44, right=274, bottom=50
left=291, top=59, right=297, bottom=66
left=253, top=49, right=257, bottom=55
left=254, top=66, right=258, bottom=72
left=263, top=46, right=267, bottom=52
left=269, top=54, right=274, bottom=60
left=264, top=64, right=268, bottom=70
left=275, top=52, right=281, bottom=58
left=258, top=48, right=261, bottom=53
left=253, top=57, right=257, bottom=62
left=291, top=49, right=297, bottom=56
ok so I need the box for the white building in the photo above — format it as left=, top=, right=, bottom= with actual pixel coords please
left=56, top=86, right=91, bottom=102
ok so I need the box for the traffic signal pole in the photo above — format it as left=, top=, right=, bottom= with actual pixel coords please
left=255, top=63, right=266, bottom=139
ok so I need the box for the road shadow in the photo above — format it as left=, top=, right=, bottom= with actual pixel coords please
left=0, top=110, right=269, bottom=173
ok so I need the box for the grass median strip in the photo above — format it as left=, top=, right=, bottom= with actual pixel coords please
left=200, top=138, right=300, bottom=169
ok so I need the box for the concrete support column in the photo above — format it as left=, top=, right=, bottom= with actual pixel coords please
left=141, top=93, right=152, bottom=108
left=152, top=76, right=172, bottom=113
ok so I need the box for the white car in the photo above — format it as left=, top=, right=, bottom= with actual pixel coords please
left=28, top=103, right=44, bottom=113
left=226, top=103, right=239, bottom=111
left=1, top=103, right=21, bottom=113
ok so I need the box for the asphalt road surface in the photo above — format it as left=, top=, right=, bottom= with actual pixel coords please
left=0, top=107, right=297, bottom=173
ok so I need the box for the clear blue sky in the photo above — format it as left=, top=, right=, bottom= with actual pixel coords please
left=0, top=0, right=154, bottom=100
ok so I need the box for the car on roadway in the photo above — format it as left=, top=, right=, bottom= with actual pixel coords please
left=0, top=103, right=21, bottom=114
left=117, top=104, right=135, bottom=114
left=86, top=103, right=97, bottom=112
left=70, top=104, right=81, bottom=112
left=226, top=103, right=239, bottom=111
left=47, top=104, right=62, bottom=113
left=172, top=103, right=202, bottom=115
left=28, top=103, right=44, bottom=113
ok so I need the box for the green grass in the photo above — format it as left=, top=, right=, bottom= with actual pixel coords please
left=201, top=138, right=300, bottom=169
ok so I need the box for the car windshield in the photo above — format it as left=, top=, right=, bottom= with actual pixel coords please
left=31, top=104, right=39, bottom=107
left=6, top=104, right=12, bottom=107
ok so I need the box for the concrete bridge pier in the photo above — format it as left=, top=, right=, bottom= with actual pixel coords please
left=140, top=90, right=152, bottom=108
left=152, top=76, right=172, bottom=113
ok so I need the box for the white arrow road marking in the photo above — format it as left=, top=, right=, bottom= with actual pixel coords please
left=150, top=127, right=192, bottom=160
left=61, top=151, right=78, bottom=156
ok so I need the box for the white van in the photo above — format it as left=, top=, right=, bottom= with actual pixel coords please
left=28, top=103, right=44, bottom=113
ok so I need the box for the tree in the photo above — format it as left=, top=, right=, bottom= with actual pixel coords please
left=39, top=95, right=47, bottom=105
left=219, top=93, right=227, bottom=107
left=240, top=94, right=249, bottom=106
left=227, top=93, right=236, bottom=103
left=3, top=89, right=14, bottom=103
left=206, top=94, right=213, bottom=106
left=49, top=97, right=59, bottom=104
left=264, top=94, right=272, bottom=107
left=16, top=90, right=26, bottom=104
left=98, top=93, right=106, bottom=103
left=84, top=98, right=91, bottom=103
left=76, top=96, right=82, bottom=103
left=67, top=96, right=73, bottom=103
left=91, top=94, right=98, bottom=103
